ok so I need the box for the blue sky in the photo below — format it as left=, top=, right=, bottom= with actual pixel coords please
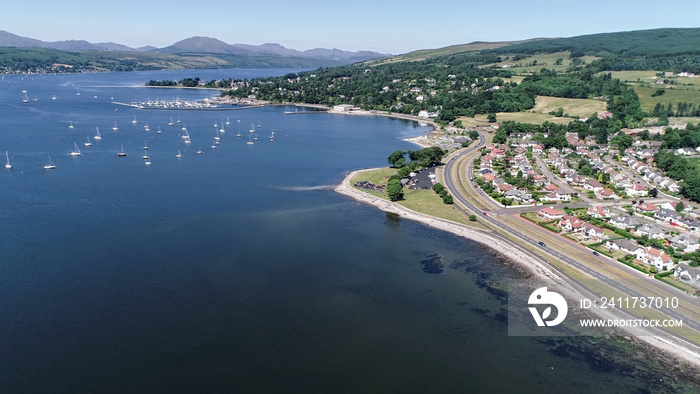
left=2, top=0, right=699, bottom=54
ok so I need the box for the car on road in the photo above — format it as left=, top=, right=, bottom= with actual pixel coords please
left=538, top=241, right=546, bottom=247
left=482, top=212, right=487, bottom=216
left=592, top=251, right=600, bottom=256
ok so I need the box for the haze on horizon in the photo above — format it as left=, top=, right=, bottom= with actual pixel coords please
left=3, top=0, right=700, bottom=54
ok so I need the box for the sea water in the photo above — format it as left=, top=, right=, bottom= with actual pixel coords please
left=0, top=70, right=697, bottom=392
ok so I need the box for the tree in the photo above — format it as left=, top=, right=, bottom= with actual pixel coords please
left=387, top=150, right=406, bottom=167
left=442, top=193, right=454, bottom=204
left=469, top=214, right=477, bottom=221
left=676, top=201, right=686, bottom=212
left=469, top=130, right=479, bottom=140
left=433, top=183, right=445, bottom=194
left=487, top=113, right=497, bottom=123
left=386, top=179, right=404, bottom=201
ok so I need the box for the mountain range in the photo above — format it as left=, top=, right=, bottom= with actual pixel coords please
left=0, top=30, right=390, bottom=63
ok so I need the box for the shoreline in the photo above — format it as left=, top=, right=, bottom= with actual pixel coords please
left=335, top=169, right=700, bottom=370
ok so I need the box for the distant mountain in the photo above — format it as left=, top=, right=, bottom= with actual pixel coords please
left=157, top=36, right=390, bottom=62
left=0, top=30, right=389, bottom=63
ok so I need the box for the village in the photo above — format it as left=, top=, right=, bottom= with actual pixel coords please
left=471, top=128, right=700, bottom=291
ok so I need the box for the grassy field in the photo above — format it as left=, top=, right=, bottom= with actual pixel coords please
left=481, top=51, right=600, bottom=73
left=531, top=96, right=607, bottom=117
left=605, top=70, right=660, bottom=82
left=456, top=95, right=605, bottom=126
left=633, top=85, right=700, bottom=112
left=349, top=167, right=483, bottom=227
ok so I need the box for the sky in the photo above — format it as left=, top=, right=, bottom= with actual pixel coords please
left=2, top=0, right=700, bottom=55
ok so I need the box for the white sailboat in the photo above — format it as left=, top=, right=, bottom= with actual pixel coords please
left=247, top=134, right=254, bottom=145
left=22, top=94, right=29, bottom=103
left=249, top=123, right=255, bottom=133
left=219, top=122, right=225, bottom=133
left=176, top=150, right=183, bottom=158
left=69, top=121, right=74, bottom=129
left=118, top=145, right=127, bottom=157
left=214, top=129, right=221, bottom=141
left=84, top=135, right=93, bottom=147
left=226, top=117, right=231, bottom=125
left=144, top=124, right=150, bottom=131
left=112, top=121, right=119, bottom=131
left=94, top=126, right=102, bottom=140
left=52, top=94, right=56, bottom=100
left=196, top=148, right=203, bottom=154
left=44, top=154, right=56, bottom=169
left=143, top=141, right=149, bottom=150
left=5, top=151, right=12, bottom=169
left=168, top=117, right=174, bottom=126
left=70, top=142, right=82, bottom=156
left=177, top=115, right=181, bottom=123
left=132, top=115, right=137, bottom=124
left=157, top=126, right=162, bottom=134
left=211, top=139, right=218, bottom=149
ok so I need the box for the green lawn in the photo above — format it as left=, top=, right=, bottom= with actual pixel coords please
left=482, top=51, right=600, bottom=73
left=349, top=167, right=484, bottom=227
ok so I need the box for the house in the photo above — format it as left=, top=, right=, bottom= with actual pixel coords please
left=583, top=179, right=605, bottom=192
left=609, top=215, right=638, bottom=230
left=538, top=207, right=565, bottom=220
left=606, top=238, right=642, bottom=255
left=505, top=189, right=532, bottom=203
left=666, top=234, right=700, bottom=253
left=625, top=183, right=648, bottom=197
left=596, top=188, right=618, bottom=200
left=658, top=201, right=693, bottom=213
left=333, top=104, right=355, bottom=112
left=674, top=263, right=700, bottom=289
left=587, top=205, right=610, bottom=218
left=676, top=147, right=696, bottom=156
left=543, top=184, right=559, bottom=192
left=581, top=223, right=607, bottom=240
left=540, top=192, right=559, bottom=202
left=635, top=223, right=665, bottom=239
left=636, top=246, right=674, bottom=271
left=559, top=215, right=584, bottom=232
left=654, top=209, right=682, bottom=224
left=635, top=202, right=659, bottom=214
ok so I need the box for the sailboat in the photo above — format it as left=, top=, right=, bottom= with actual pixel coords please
left=144, top=124, right=150, bottom=131
left=219, top=122, right=225, bottom=133
left=257, top=121, right=262, bottom=128
left=22, top=94, right=29, bottom=103
left=168, top=117, right=174, bottom=126
left=214, top=129, right=221, bottom=141
left=211, top=139, right=218, bottom=149
left=112, top=121, right=119, bottom=131
left=253, top=133, right=258, bottom=141
left=94, top=126, right=102, bottom=140
left=176, top=150, right=183, bottom=158
left=76, top=90, right=80, bottom=96
left=5, top=151, right=11, bottom=169
left=84, top=135, right=93, bottom=147
left=69, top=121, right=74, bottom=129
left=44, top=154, right=56, bottom=169
left=157, top=126, right=162, bottom=134
left=142, top=151, right=150, bottom=160
left=143, top=141, right=149, bottom=150
left=182, top=128, right=191, bottom=143
left=196, top=148, right=203, bottom=154
left=177, top=115, right=181, bottom=123
left=269, top=131, right=275, bottom=142
left=52, top=94, right=56, bottom=100
left=132, top=115, right=137, bottom=124
left=249, top=124, right=255, bottom=133
left=226, top=117, right=231, bottom=125
left=247, top=134, right=254, bottom=145
left=236, top=129, right=242, bottom=138
left=70, top=142, right=82, bottom=156
left=118, top=145, right=127, bottom=157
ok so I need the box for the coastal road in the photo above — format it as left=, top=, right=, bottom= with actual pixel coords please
left=442, top=137, right=700, bottom=346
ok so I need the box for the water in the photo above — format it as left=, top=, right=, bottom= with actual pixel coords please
left=0, top=70, right=697, bottom=393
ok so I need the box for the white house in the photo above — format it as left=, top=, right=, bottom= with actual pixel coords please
left=636, top=246, right=674, bottom=271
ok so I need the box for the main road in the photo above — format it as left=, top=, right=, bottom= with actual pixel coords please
left=441, top=134, right=700, bottom=346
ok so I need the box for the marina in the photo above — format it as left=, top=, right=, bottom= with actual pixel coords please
left=112, top=98, right=260, bottom=111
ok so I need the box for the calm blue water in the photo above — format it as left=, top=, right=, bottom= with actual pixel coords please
left=0, top=70, right=697, bottom=393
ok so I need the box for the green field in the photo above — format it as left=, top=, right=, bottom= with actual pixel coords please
left=481, top=51, right=600, bottom=73
left=633, top=85, right=700, bottom=112
left=456, top=95, right=605, bottom=126
left=349, top=168, right=483, bottom=227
